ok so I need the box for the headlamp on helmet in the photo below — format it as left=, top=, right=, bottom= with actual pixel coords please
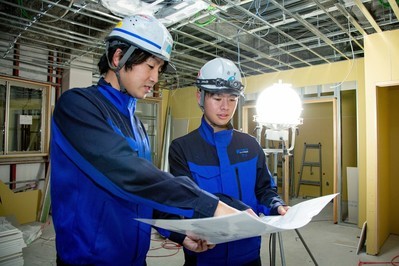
left=195, top=78, right=244, bottom=94
left=196, top=58, right=244, bottom=97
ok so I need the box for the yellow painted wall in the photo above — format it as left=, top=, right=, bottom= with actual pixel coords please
left=387, top=86, right=399, bottom=235
left=375, top=85, right=399, bottom=247
left=376, top=87, right=391, bottom=250
left=294, top=101, right=334, bottom=198
left=163, top=86, right=203, bottom=132
left=160, top=88, right=202, bottom=142
left=243, top=59, right=364, bottom=94
left=364, top=29, right=399, bottom=255
left=374, top=85, right=399, bottom=253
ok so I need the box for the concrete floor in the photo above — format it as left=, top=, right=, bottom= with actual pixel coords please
left=21, top=200, right=399, bottom=266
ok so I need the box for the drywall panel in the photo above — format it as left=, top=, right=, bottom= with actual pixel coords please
left=187, top=117, right=202, bottom=133
left=374, top=84, right=399, bottom=242
left=364, top=29, right=399, bottom=255
left=170, top=87, right=198, bottom=118
left=294, top=101, right=334, bottom=198
left=171, top=118, right=189, bottom=141
left=0, top=181, right=41, bottom=224
left=388, top=31, right=399, bottom=81
left=387, top=86, right=399, bottom=234
left=376, top=86, right=391, bottom=246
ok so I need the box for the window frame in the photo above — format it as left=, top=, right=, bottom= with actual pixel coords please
left=0, top=75, right=51, bottom=160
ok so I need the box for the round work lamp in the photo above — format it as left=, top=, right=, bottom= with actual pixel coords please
left=255, top=80, right=302, bottom=131
left=255, top=80, right=303, bottom=154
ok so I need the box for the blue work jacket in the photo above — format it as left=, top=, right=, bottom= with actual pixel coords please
left=168, top=117, right=285, bottom=266
left=50, top=79, right=218, bottom=265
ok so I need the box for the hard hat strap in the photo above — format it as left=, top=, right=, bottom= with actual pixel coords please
left=117, top=45, right=136, bottom=71
left=106, top=44, right=136, bottom=94
left=199, top=89, right=205, bottom=111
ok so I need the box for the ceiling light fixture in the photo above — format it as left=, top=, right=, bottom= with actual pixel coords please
left=100, top=0, right=162, bottom=17
left=100, top=0, right=209, bottom=27
left=155, top=0, right=209, bottom=26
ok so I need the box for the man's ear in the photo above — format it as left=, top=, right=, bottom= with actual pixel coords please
left=111, top=48, right=122, bottom=68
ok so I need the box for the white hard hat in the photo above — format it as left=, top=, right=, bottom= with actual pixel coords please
left=195, top=58, right=244, bottom=96
left=106, top=14, right=173, bottom=62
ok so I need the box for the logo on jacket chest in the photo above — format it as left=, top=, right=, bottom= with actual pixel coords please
left=236, top=148, right=249, bottom=158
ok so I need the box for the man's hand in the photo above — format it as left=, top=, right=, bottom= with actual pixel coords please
left=245, top=208, right=258, bottom=217
left=182, top=236, right=216, bottom=253
left=213, top=201, right=239, bottom=217
left=214, top=200, right=259, bottom=218
left=277, top=205, right=290, bottom=215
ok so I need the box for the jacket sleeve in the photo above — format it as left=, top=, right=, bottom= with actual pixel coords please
left=254, top=142, right=286, bottom=215
left=168, top=138, right=193, bottom=178
left=152, top=139, right=194, bottom=241
left=52, top=88, right=218, bottom=218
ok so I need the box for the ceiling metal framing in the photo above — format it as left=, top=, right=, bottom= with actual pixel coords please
left=0, top=0, right=398, bottom=89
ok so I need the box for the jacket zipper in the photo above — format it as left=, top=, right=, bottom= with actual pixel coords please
left=235, top=167, right=242, bottom=200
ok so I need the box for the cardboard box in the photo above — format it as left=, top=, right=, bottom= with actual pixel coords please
left=0, top=181, right=41, bottom=224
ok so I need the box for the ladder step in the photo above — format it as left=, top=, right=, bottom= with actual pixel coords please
left=298, top=180, right=321, bottom=186
left=304, top=144, right=321, bottom=148
left=302, top=162, right=321, bottom=167
left=296, top=142, right=323, bottom=198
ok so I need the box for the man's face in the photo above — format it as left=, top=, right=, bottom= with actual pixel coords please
left=120, top=56, right=164, bottom=99
left=198, top=91, right=239, bottom=132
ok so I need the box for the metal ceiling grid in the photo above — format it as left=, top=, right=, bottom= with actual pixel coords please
left=0, top=0, right=398, bottom=89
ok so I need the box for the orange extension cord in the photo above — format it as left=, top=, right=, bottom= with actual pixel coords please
left=358, top=255, right=399, bottom=266
left=147, top=232, right=182, bottom=258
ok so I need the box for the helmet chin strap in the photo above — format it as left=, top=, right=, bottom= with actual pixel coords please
left=106, top=44, right=136, bottom=94
left=199, top=89, right=205, bottom=111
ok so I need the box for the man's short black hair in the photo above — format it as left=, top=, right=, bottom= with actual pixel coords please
left=98, top=41, right=168, bottom=75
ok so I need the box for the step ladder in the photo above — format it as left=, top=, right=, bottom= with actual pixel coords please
left=296, top=143, right=322, bottom=197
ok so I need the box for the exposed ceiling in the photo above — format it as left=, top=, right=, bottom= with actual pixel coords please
left=1, top=0, right=399, bottom=90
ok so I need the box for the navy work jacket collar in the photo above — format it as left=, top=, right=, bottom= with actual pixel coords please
left=97, top=77, right=135, bottom=117
left=199, top=116, right=233, bottom=147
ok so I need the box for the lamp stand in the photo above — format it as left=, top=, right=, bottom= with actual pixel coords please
left=255, top=124, right=318, bottom=266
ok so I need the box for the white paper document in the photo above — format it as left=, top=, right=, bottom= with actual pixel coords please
left=137, top=193, right=338, bottom=244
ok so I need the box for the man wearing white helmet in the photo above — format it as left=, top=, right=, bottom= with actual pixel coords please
left=50, top=15, right=240, bottom=265
left=166, top=58, right=289, bottom=265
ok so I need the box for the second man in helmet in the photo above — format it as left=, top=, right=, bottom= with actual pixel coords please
left=165, top=57, right=290, bottom=265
